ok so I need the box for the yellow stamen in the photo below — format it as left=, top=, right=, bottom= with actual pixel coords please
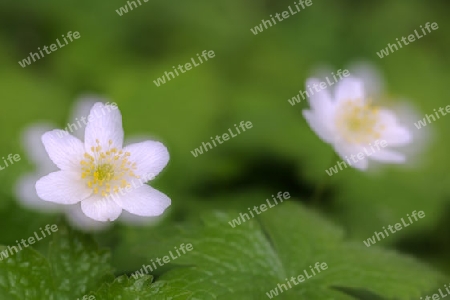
left=335, top=99, right=384, bottom=144
left=79, top=139, right=139, bottom=198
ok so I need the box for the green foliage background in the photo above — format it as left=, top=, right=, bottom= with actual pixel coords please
left=0, top=0, right=449, bottom=299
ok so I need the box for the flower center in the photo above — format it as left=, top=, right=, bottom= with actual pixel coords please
left=80, top=139, right=139, bottom=197
left=95, top=163, right=114, bottom=181
left=335, top=99, right=384, bottom=144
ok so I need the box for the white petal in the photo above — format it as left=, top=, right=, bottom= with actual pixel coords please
left=84, top=102, right=123, bottom=151
left=36, top=171, right=92, bottom=204
left=335, top=78, right=365, bottom=103
left=123, top=140, right=169, bottom=180
left=333, top=142, right=369, bottom=171
left=15, top=173, right=61, bottom=211
left=69, top=97, right=103, bottom=140
left=124, top=135, right=156, bottom=145
left=378, top=109, right=397, bottom=125
left=305, top=78, right=334, bottom=113
left=110, top=185, right=170, bottom=217
left=303, top=110, right=334, bottom=144
left=381, top=126, right=412, bottom=146
left=65, top=203, right=111, bottom=231
left=346, top=61, right=385, bottom=99
left=81, top=194, right=122, bottom=221
left=370, top=149, right=406, bottom=163
left=378, top=109, right=413, bottom=146
left=21, top=123, right=57, bottom=170
left=41, top=130, right=85, bottom=171
left=347, top=156, right=368, bottom=170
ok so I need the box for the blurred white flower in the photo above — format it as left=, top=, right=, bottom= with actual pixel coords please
left=15, top=123, right=61, bottom=212
left=35, top=101, right=171, bottom=222
left=303, top=76, right=413, bottom=170
left=16, top=96, right=168, bottom=230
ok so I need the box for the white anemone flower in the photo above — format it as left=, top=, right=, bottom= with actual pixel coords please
left=35, top=101, right=171, bottom=222
left=16, top=97, right=166, bottom=230
left=302, top=77, right=413, bottom=170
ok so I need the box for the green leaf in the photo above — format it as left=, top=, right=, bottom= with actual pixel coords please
left=132, top=201, right=444, bottom=299
left=0, top=205, right=444, bottom=299
left=47, top=224, right=114, bottom=298
left=0, top=223, right=191, bottom=300
left=0, top=223, right=113, bottom=300
left=93, top=275, right=192, bottom=300
left=0, top=246, right=54, bottom=300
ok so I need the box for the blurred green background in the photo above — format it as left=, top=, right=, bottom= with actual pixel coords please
left=0, top=0, right=450, bottom=291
